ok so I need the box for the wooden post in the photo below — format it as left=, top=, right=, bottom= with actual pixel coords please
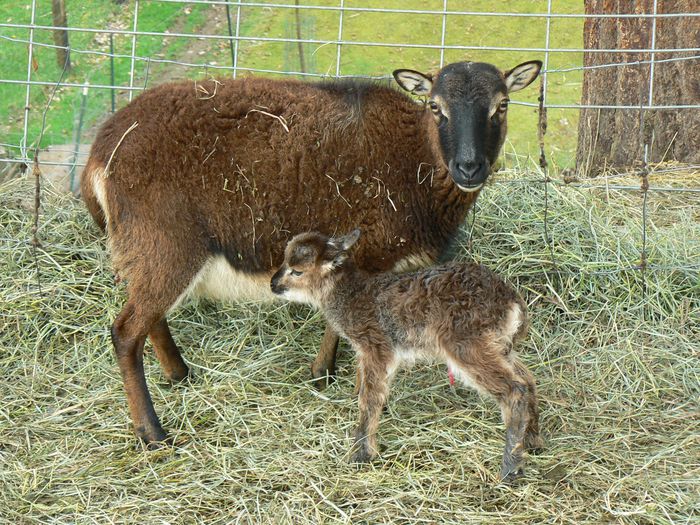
left=51, top=0, right=71, bottom=71
left=576, top=0, right=699, bottom=175
left=295, top=0, right=307, bottom=73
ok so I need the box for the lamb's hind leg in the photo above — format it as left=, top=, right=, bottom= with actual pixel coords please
left=448, top=347, right=530, bottom=483
left=513, top=358, right=544, bottom=451
left=498, top=379, right=530, bottom=482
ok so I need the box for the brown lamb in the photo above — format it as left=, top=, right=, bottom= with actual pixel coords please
left=271, top=230, right=543, bottom=482
left=81, top=60, right=541, bottom=445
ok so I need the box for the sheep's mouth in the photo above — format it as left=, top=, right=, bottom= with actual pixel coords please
left=455, top=182, right=484, bottom=193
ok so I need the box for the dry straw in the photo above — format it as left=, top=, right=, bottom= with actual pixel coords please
left=0, top=168, right=698, bottom=524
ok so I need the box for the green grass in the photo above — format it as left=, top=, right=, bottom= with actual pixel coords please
left=2, top=1, right=584, bottom=168
left=0, top=1, right=207, bottom=149
left=1, top=169, right=698, bottom=524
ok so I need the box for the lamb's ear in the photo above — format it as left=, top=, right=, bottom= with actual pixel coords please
left=393, top=69, right=433, bottom=96
left=328, top=229, right=361, bottom=252
left=503, top=60, right=542, bottom=93
left=340, top=228, right=361, bottom=250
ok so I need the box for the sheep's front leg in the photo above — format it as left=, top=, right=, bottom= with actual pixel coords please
left=351, top=348, right=393, bottom=464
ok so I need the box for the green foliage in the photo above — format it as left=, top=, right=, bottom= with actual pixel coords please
left=2, top=1, right=583, bottom=167
left=0, top=1, right=204, bottom=149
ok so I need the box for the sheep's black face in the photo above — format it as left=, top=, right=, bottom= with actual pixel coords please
left=394, top=60, right=542, bottom=192
left=430, top=63, right=507, bottom=191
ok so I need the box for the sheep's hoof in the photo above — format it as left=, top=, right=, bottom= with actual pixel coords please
left=166, top=364, right=191, bottom=384
left=310, top=364, right=336, bottom=390
left=135, top=425, right=170, bottom=450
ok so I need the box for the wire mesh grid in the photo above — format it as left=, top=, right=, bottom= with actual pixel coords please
left=0, top=0, right=698, bottom=282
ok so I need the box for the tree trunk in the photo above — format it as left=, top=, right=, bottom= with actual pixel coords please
left=295, top=0, right=307, bottom=74
left=576, top=0, right=699, bottom=176
left=51, top=0, right=71, bottom=71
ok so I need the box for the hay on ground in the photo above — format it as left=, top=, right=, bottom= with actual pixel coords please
left=0, top=170, right=698, bottom=524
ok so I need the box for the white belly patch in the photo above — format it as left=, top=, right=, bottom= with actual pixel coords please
left=194, top=256, right=275, bottom=302
left=170, top=255, right=275, bottom=312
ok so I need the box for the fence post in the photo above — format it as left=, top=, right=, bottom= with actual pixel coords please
left=335, top=0, right=344, bottom=77
left=225, top=2, right=237, bottom=77
left=110, top=33, right=116, bottom=113
left=69, top=84, right=88, bottom=193
left=294, top=0, right=307, bottom=73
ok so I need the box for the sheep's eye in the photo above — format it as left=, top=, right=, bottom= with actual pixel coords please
left=499, top=99, right=510, bottom=112
left=428, top=100, right=440, bottom=113
left=290, top=269, right=303, bottom=277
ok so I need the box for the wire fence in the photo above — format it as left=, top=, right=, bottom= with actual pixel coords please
left=0, top=0, right=698, bottom=284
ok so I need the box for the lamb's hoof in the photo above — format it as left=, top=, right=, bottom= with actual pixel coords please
left=350, top=448, right=373, bottom=465
left=500, top=467, right=525, bottom=485
left=525, top=433, right=545, bottom=453
left=311, top=364, right=336, bottom=390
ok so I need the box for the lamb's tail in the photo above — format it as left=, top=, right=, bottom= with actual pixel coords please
left=513, top=298, right=529, bottom=342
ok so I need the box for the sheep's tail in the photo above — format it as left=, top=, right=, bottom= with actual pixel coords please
left=80, top=156, right=107, bottom=232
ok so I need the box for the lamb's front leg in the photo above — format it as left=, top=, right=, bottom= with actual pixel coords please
left=351, top=347, right=393, bottom=464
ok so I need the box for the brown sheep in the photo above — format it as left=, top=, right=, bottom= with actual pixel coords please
left=81, top=60, right=541, bottom=445
left=271, top=230, right=542, bottom=482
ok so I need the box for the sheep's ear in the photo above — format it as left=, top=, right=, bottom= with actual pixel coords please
left=329, top=229, right=361, bottom=252
left=503, top=60, right=542, bottom=93
left=393, top=69, right=433, bottom=96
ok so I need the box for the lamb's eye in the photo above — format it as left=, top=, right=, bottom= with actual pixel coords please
left=428, top=100, right=440, bottom=113
left=290, top=269, right=303, bottom=277
left=499, top=99, right=510, bottom=112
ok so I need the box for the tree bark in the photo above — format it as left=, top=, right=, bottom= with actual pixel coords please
left=295, top=0, right=307, bottom=73
left=51, top=0, right=71, bottom=71
left=576, top=0, right=699, bottom=175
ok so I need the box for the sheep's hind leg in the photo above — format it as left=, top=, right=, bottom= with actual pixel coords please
left=112, top=302, right=169, bottom=446
left=311, top=324, right=339, bottom=390
left=109, top=235, right=203, bottom=446
left=149, top=317, right=190, bottom=383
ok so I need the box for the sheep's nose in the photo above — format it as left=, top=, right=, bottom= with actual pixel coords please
left=449, top=157, right=488, bottom=189
left=455, top=160, right=484, bottom=183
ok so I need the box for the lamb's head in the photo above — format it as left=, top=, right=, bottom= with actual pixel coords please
left=393, top=60, right=541, bottom=192
left=271, top=229, right=361, bottom=305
